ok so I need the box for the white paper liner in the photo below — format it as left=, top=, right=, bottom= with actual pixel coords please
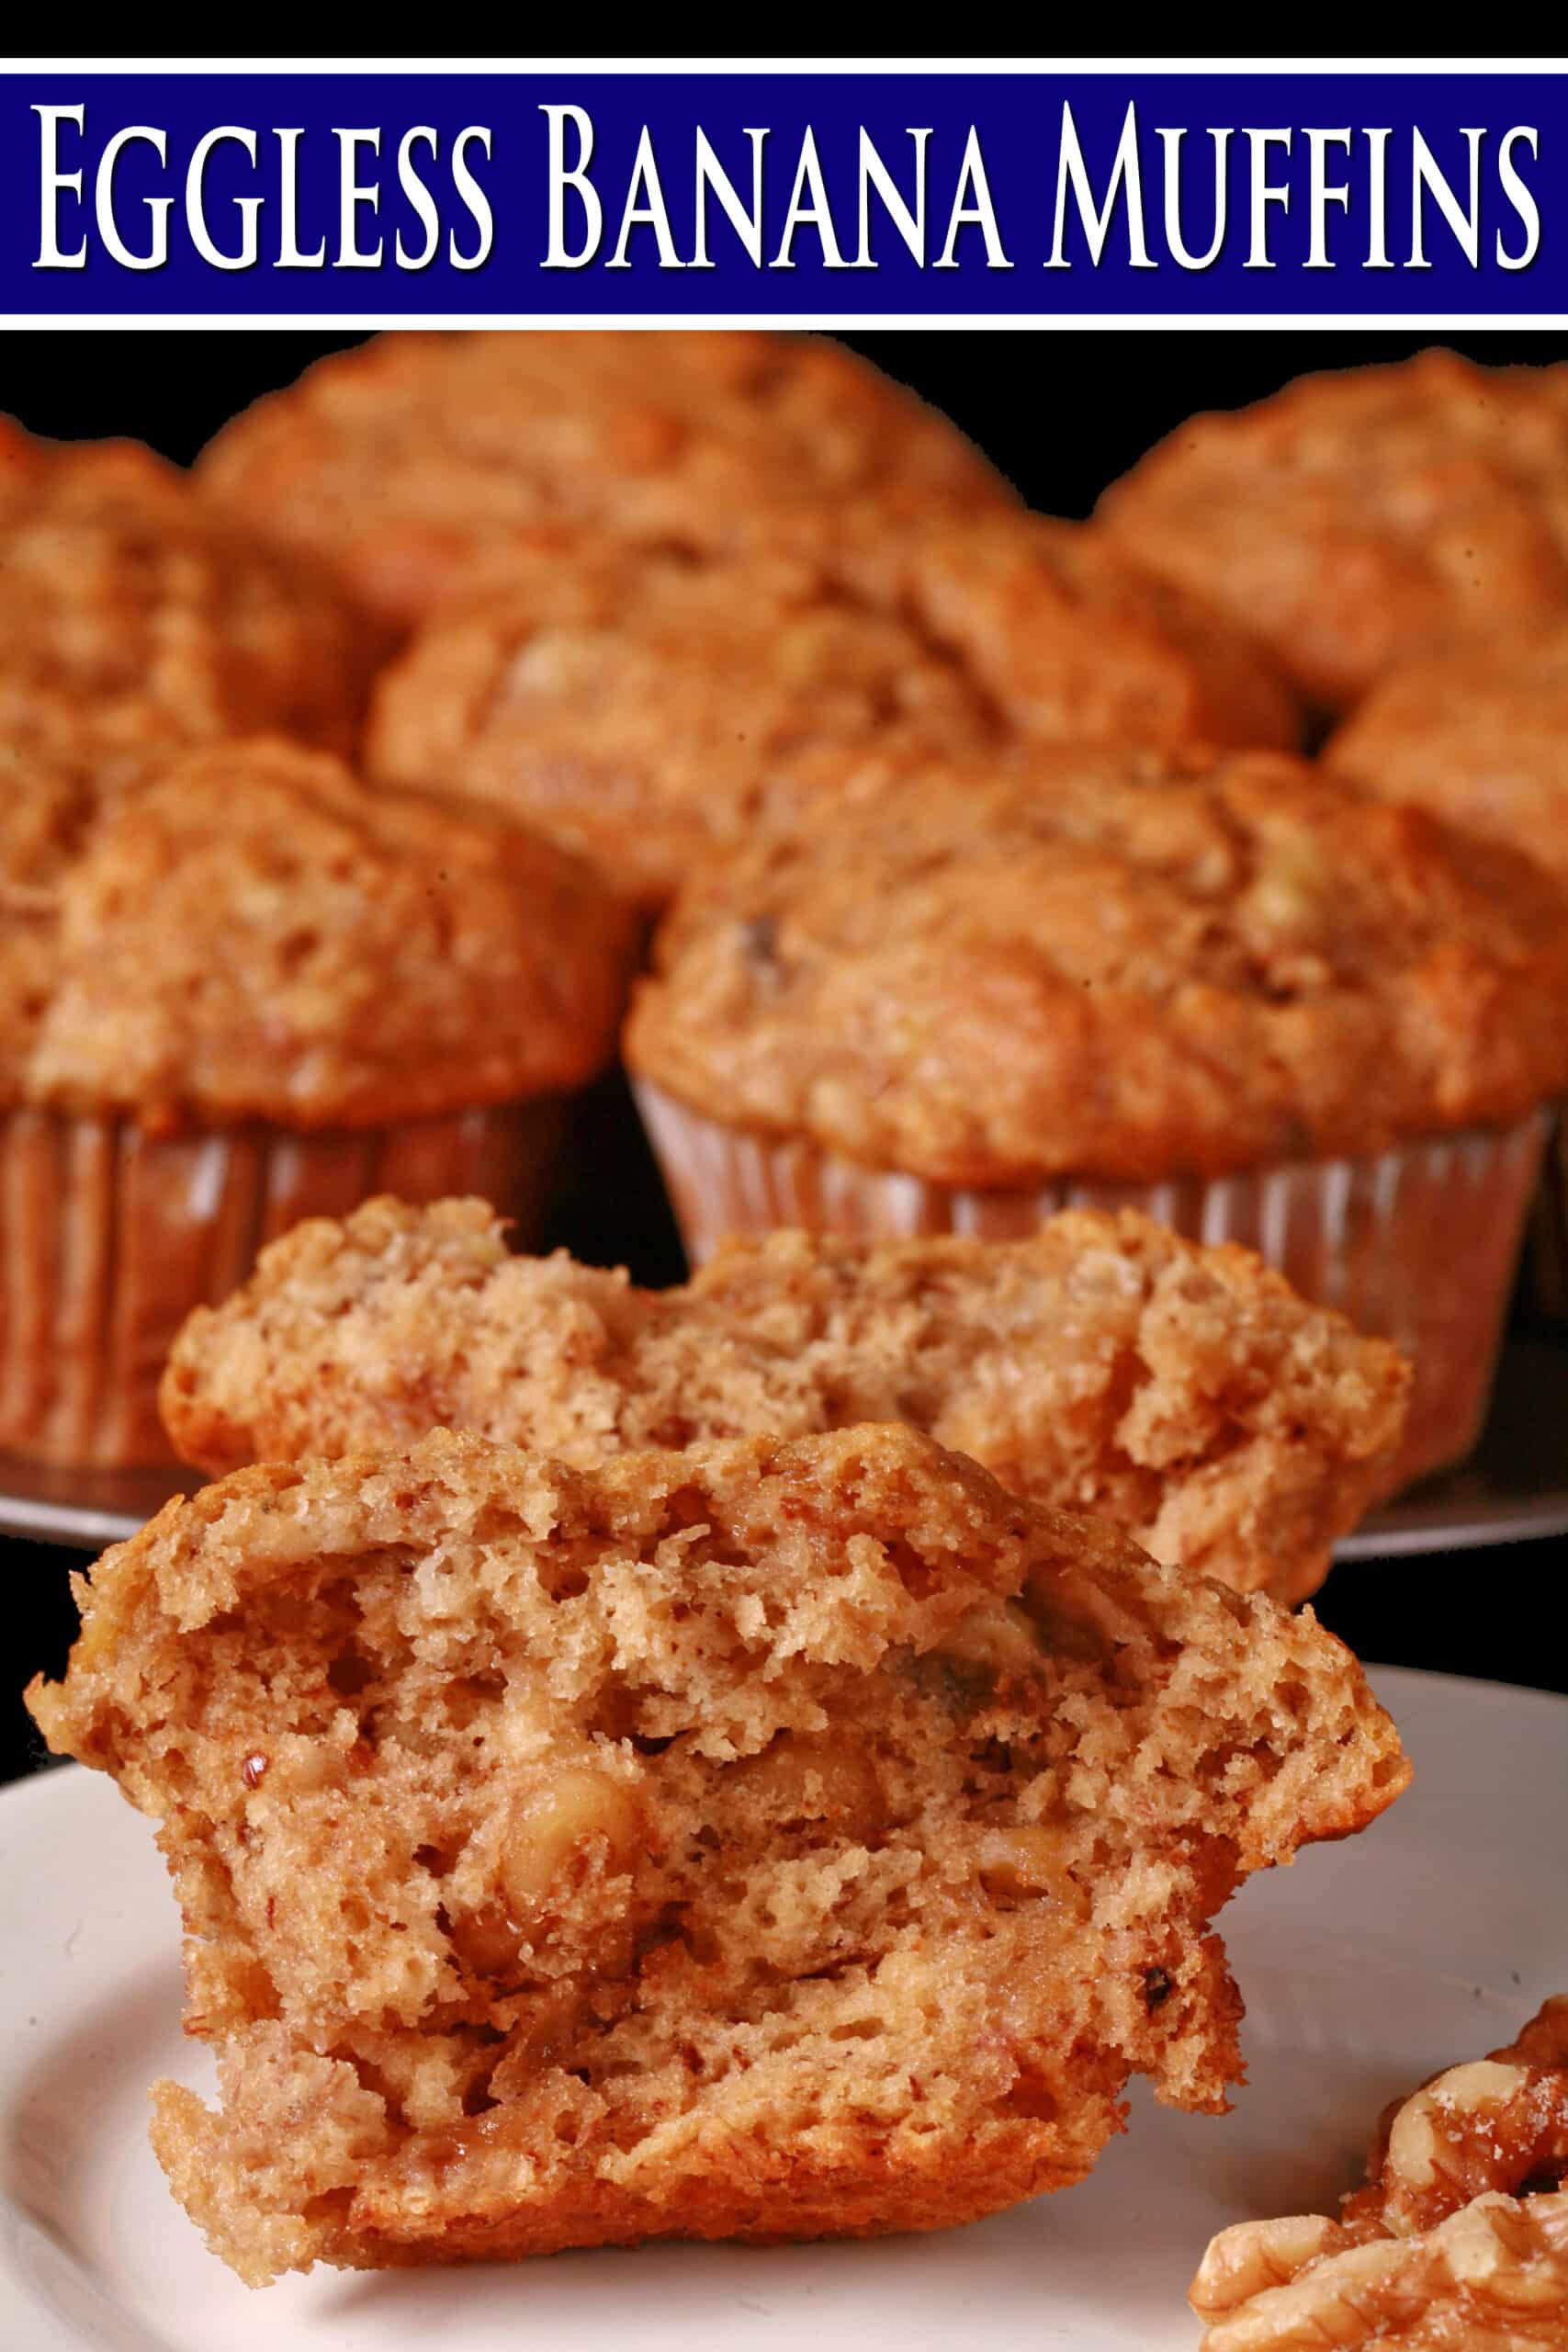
left=635, top=1081, right=1550, bottom=1497
left=0, top=1099, right=560, bottom=1469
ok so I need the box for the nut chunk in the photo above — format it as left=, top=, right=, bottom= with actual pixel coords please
left=29, top=1424, right=1406, bottom=2284
left=1190, top=1997, right=1568, bottom=2347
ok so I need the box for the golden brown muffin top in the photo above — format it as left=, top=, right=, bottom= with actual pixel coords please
left=1, top=738, right=635, bottom=1128
left=1099, top=348, right=1568, bottom=713
left=1326, top=623, right=1568, bottom=878
left=197, top=328, right=1014, bottom=632
left=367, top=514, right=1301, bottom=910
left=858, top=508, right=1300, bottom=753
left=29, top=1421, right=1406, bottom=2282
left=626, top=744, right=1568, bottom=1185
left=367, top=534, right=999, bottom=910
left=0, top=414, right=377, bottom=769
left=161, top=1195, right=1409, bottom=1603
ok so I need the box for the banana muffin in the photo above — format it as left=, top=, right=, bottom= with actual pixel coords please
left=1326, top=623, right=1568, bottom=880
left=1190, top=1996, right=1568, bottom=2348
left=0, top=739, right=634, bottom=1466
left=366, top=534, right=998, bottom=910
left=367, top=515, right=1299, bottom=909
left=28, top=1422, right=1408, bottom=2283
left=853, top=507, right=1299, bottom=752
left=1326, top=643, right=1568, bottom=1324
left=197, top=329, right=1014, bottom=633
left=627, top=744, right=1568, bottom=1491
left=1099, top=349, right=1568, bottom=714
left=161, top=1196, right=1409, bottom=1601
left=0, top=414, right=376, bottom=773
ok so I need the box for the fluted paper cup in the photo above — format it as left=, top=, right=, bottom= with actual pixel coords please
left=0, top=1099, right=560, bottom=1468
left=635, top=1080, right=1549, bottom=1498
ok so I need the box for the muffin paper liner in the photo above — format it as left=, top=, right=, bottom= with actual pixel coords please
left=1527, top=1109, right=1568, bottom=1318
left=634, top=1081, right=1551, bottom=1498
left=0, top=1099, right=559, bottom=1469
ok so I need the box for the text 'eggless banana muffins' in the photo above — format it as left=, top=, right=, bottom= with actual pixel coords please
left=0, top=739, right=635, bottom=1466
left=27, top=1422, right=1409, bottom=2283
left=626, top=744, right=1568, bottom=1494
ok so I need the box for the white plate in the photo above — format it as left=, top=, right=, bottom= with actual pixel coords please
left=2, top=1666, right=1563, bottom=2351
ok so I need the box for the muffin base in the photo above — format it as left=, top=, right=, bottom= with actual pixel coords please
left=0, top=1102, right=558, bottom=1469
left=635, top=1082, right=1549, bottom=1498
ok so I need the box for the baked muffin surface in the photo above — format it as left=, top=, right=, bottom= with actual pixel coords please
left=367, top=510, right=1302, bottom=908
left=1099, top=349, right=1568, bottom=710
left=863, top=509, right=1300, bottom=752
left=2, top=738, right=635, bottom=1130
left=1327, top=622, right=1568, bottom=877
left=626, top=746, right=1568, bottom=1186
left=198, top=329, right=1012, bottom=629
left=28, top=1422, right=1407, bottom=2281
left=367, top=536, right=998, bottom=909
left=0, top=415, right=375, bottom=766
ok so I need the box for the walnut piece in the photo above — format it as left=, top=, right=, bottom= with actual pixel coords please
left=1190, top=1997, right=1568, bottom=2347
left=1195, top=2194, right=1568, bottom=2348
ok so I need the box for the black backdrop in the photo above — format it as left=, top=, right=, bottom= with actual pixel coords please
left=3, top=325, right=1564, bottom=1784
left=8, top=322, right=1568, bottom=509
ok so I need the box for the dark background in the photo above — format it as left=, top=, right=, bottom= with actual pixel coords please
left=8, top=323, right=1568, bottom=510
left=4, top=325, right=1565, bottom=1784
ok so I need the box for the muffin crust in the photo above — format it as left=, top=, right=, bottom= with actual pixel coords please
left=1327, top=623, right=1568, bottom=878
left=198, top=329, right=1012, bottom=631
left=1100, top=349, right=1568, bottom=712
left=367, top=515, right=1300, bottom=908
left=0, top=415, right=376, bottom=770
left=3, top=739, right=635, bottom=1130
left=864, top=510, right=1299, bottom=753
left=366, top=536, right=998, bottom=909
left=626, top=746, right=1568, bottom=1186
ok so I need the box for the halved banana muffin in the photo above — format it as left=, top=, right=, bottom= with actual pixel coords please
left=160, top=1196, right=1409, bottom=1602
left=29, top=1423, right=1408, bottom=2284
